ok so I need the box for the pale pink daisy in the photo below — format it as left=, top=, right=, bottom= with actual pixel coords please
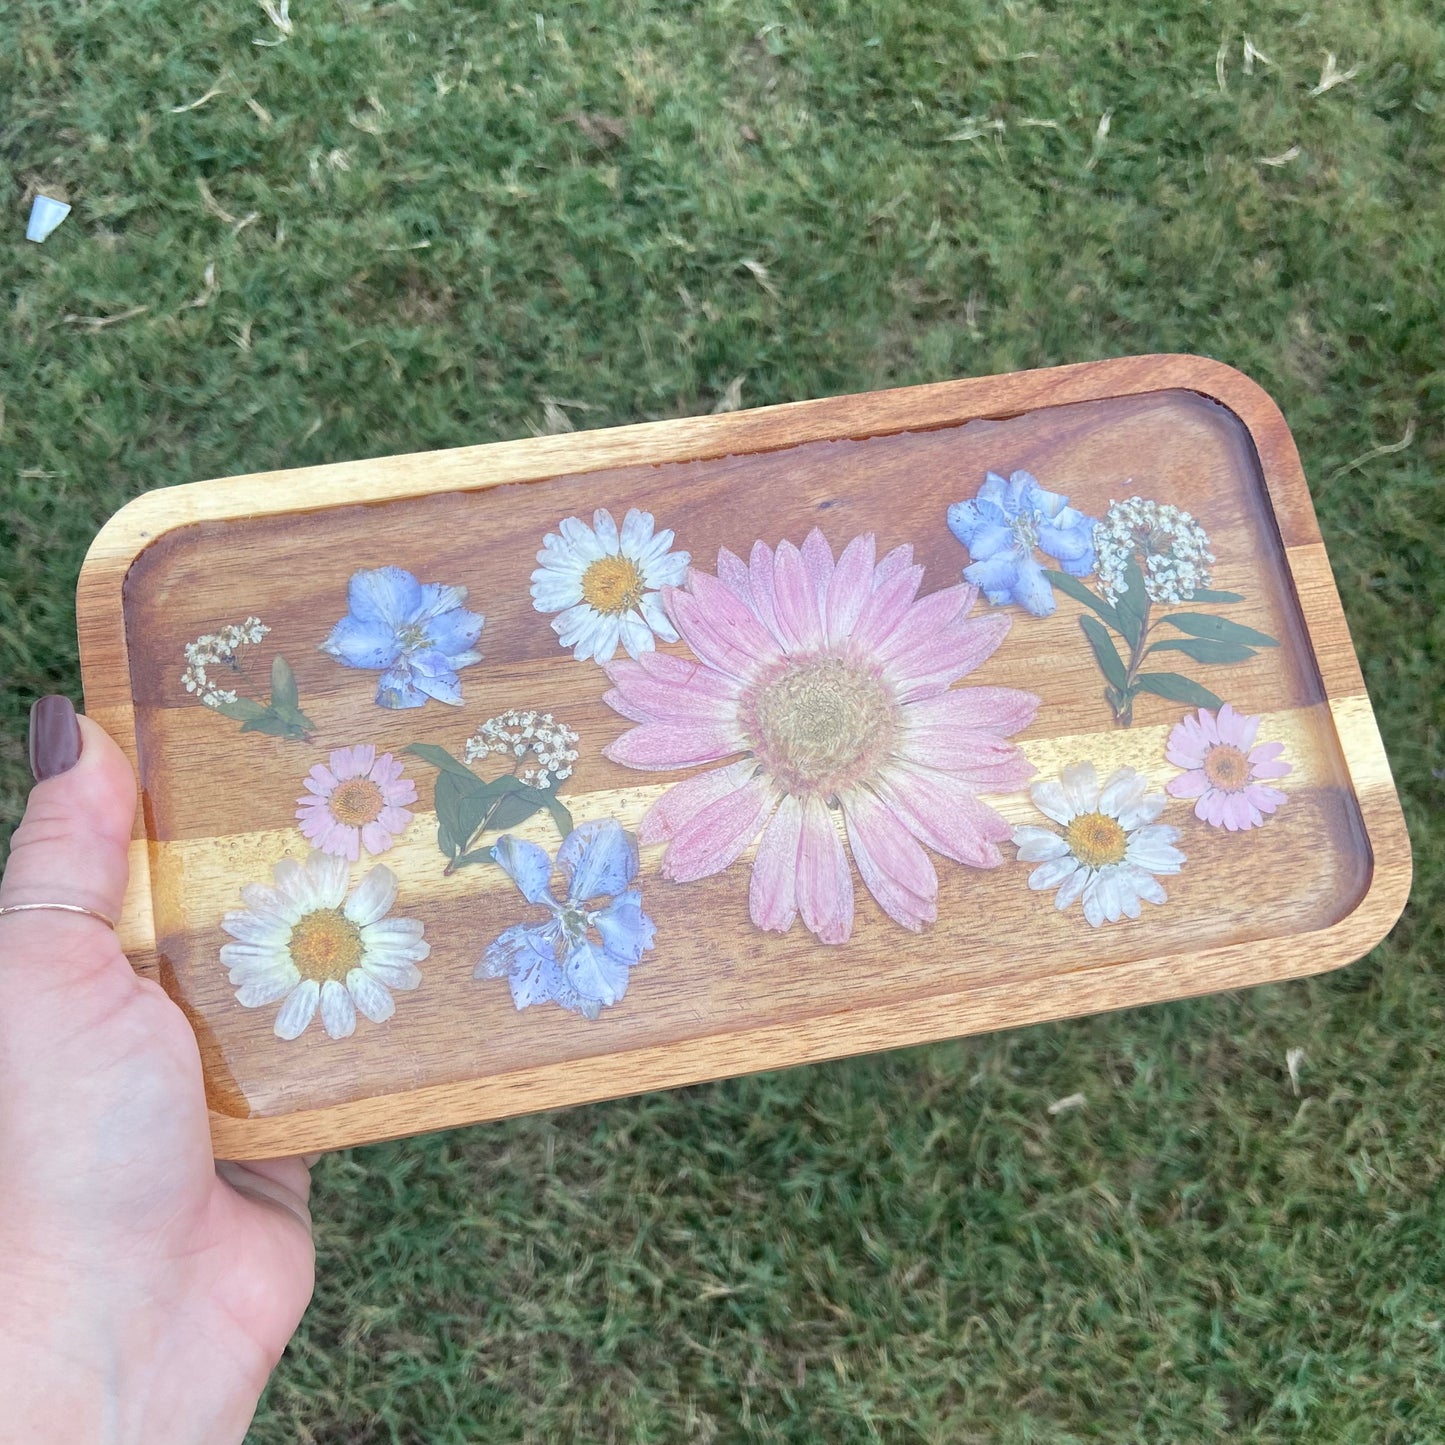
left=297, top=745, right=417, bottom=860
left=1165, top=703, right=1291, bottom=830
left=601, top=529, right=1040, bottom=945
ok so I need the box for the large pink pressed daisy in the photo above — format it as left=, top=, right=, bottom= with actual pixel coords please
left=296, top=745, right=417, bottom=860
left=601, top=530, right=1039, bottom=944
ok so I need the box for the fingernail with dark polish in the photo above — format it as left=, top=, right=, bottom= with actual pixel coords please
left=29, top=695, right=82, bottom=781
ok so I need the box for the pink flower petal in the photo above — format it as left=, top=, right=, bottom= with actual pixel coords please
left=1221, top=791, right=1257, bottom=831
left=635, top=647, right=744, bottom=697
left=378, top=805, right=412, bottom=832
left=603, top=656, right=741, bottom=723
left=640, top=760, right=760, bottom=845
left=841, top=788, right=937, bottom=932
left=747, top=540, right=787, bottom=646
left=1166, top=769, right=1210, bottom=799
left=1245, top=782, right=1287, bottom=814
left=771, top=539, right=825, bottom=651
left=298, top=810, right=328, bottom=841
left=1250, top=758, right=1292, bottom=780
left=665, top=580, right=779, bottom=683
left=888, top=614, right=1012, bottom=701
left=361, top=820, right=395, bottom=854
left=795, top=795, right=854, bottom=944
left=1196, top=789, right=1227, bottom=827
left=871, top=583, right=975, bottom=666
left=824, top=534, right=876, bottom=643
left=305, top=764, right=339, bottom=795
left=332, top=744, right=375, bottom=781
left=1197, top=708, right=1221, bottom=744
left=604, top=720, right=743, bottom=771
left=1215, top=703, right=1250, bottom=747
left=875, top=763, right=1011, bottom=867
left=800, top=528, right=836, bottom=602
left=381, top=776, right=419, bottom=807
left=715, top=546, right=755, bottom=608
left=1165, top=718, right=1209, bottom=769
left=901, top=685, right=1039, bottom=737
left=873, top=543, right=914, bottom=584
left=848, top=565, right=924, bottom=656
left=895, top=725, right=1034, bottom=789
left=749, top=794, right=803, bottom=932
left=661, top=774, right=778, bottom=882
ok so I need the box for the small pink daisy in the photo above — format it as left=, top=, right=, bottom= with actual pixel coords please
left=1164, top=704, right=1291, bottom=830
left=601, top=529, right=1040, bottom=945
left=297, top=745, right=417, bottom=860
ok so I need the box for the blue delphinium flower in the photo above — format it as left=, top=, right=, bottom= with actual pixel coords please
left=321, top=566, right=485, bottom=709
left=478, top=819, right=656, bottom=1019
left=946, top=471, right=1098, bottom=617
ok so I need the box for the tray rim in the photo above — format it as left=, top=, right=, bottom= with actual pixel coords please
left=76, top=353, right=1413, bottom=1159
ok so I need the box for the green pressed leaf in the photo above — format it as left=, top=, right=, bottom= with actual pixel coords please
left=1112, top=555, right=1150, bottom=647
left=1187, top=588, right=1245, bottom=604
left=405, top=742, right=479, bottom=781
left=270, top=700, right=316, bottom=733
left=239, top=709, right=310, bottom=739
left=432, top=770, right=469, bottom=858
left=270, top=654, right=299, bottom=712
left=1146, top=637, right=1257, bottom=665
left=541, top=792, right=574, bottom=841
left=1079, top=615, right=1129, bottom=690
left=1134, top=672, right=1225, bottom=709
left=1158, top=612, right=1279, bottom=648
left=456, top=778, right=512, bottom=845
left=485, top=791, right=549, bottom=832
left=1042, top=569, right=1121, bottom=629
left=213, top=696, right=268, bottom=723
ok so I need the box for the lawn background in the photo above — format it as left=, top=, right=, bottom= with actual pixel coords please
left=2, top=1, right=1442, bottom=1440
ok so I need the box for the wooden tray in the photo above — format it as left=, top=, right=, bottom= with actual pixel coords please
left=78, top=355, right=1411, bottom=1159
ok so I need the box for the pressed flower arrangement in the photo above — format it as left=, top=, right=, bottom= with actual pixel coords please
left=88, top=356, right=1406, bottom=1156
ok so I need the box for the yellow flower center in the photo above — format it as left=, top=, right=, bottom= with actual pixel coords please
left=1065, top=811, right=1128, bottom=869
left=745, top=654, right=898, bottom=799
left=329, top=776, right=384, bottom=827
left=288, top=909, right=364, bottom=982
left=581, top=555, right=645, bottom=615
left=1203, top=743, right=1250, bottom=793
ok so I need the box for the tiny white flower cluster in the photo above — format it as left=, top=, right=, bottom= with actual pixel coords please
left=464, top=709, right=580, bottom=790
left=1093, top=497, right=1214, bottom=606
left=181, top=616, right=269, bottom=709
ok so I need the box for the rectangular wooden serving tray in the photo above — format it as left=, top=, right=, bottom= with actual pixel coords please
left=78, top=355, right=1411, bottom=1159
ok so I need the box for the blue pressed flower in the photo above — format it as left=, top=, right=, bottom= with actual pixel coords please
left=477, top=819, right=656, bottom=1019
left=946, top=471, right=1098, bottom=617
left=320, top=567, right=485, bottom=710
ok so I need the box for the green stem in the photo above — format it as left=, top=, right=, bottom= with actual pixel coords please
left=1110, top=603, right=1155, bottom=726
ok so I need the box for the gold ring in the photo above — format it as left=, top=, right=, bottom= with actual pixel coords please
left=0, top=902, right=118, bottom=929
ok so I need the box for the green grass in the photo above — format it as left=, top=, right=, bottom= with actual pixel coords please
left=3, top=0, right=1444, bottom=1439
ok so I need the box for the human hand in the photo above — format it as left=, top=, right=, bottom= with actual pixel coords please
left=0, top=697, right=316, bottom=1444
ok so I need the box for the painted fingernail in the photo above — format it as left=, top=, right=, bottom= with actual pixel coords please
left=28, top=695, right=82, bottom=782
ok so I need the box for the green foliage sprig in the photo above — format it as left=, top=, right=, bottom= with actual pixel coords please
left=1046, top=563, right=1279, bottom=726
left=406, top=743, right=573, bottom=876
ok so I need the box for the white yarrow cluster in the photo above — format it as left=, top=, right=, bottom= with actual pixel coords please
left=464, top=709, right=580, bottom=790
left=181, top=616, right=269, bottom=708
left=1093, top=497, right=1214, bottom=606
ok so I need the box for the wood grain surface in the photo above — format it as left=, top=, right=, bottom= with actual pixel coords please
left=76, top=355, right=1411, bottom=1159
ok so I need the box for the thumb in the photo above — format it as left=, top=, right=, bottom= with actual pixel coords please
left=0, top=697, right=137, bottom=947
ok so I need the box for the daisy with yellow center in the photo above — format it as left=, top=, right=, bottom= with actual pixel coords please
left=531, top=508, right=690, bottom=663
left=1165, top=703, right=1291, bottom=830
left=221, top=850, right=430, bottom=1040
left=297, top=744, right=417, bottom=860
left=1013, top=761, right=1184, bottom=927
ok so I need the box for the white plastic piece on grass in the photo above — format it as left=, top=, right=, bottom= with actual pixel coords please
left=26, top=195, right=71, bottom=243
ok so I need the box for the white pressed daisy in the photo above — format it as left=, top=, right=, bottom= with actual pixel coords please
left=220, top=850, right=430, bottom=1040
left=1012, top=761, right=1185, bottom=927
left=531, top=507, right=689, bottom=663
